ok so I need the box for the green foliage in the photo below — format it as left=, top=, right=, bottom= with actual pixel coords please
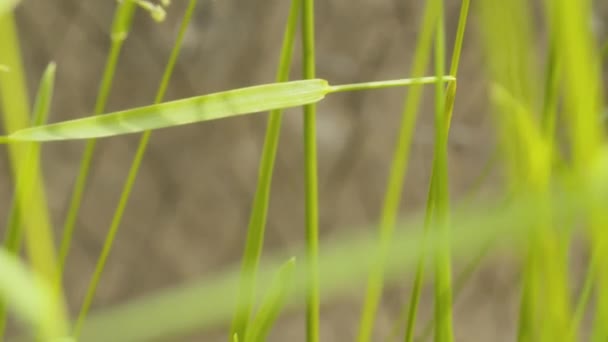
left=0, top=0, right=606, bottom=341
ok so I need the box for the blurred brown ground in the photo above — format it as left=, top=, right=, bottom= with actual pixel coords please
left=2, top=0, right=607, bottom=341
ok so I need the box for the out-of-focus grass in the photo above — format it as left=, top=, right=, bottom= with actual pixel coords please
left=0, top=0, right=607, bottom=341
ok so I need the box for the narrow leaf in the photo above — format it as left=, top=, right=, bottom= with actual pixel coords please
left=5, top=76, right=453, bottom=143
left=9, top=79, right=329, bottom=142
left=0, top=62, right=57, bottom=336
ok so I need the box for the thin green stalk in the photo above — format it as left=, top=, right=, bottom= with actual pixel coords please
left=404, top=2, right=469, bottom=340
left=404, top=182, right=435, bottom=342
left=417, top=246, right=490, bottom=342
left=58, top=0, right=138, bottom=274
left=356, top=1, right=441, bottom=341
left=0, top=13, right=68, bottom=338
left=328, top=76, right=454, bottom=93
left=72, top=1, right=197, bottom=337
left=389, top=152, right=495, bottom=342
left=229, top=0, right=300, bottom=340
left=301, top=0, right=319, bottom=341
left=431, top=3, right=454, bottom=341
left=0, top=63, right=57, bottom=339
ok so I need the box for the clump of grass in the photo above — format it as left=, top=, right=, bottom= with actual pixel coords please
left=0, top=0, right=606, bottom=341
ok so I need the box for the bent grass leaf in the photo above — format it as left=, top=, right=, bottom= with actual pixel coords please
left=75, top=159, right=608, bottom=342
left=6, top=76, right=454, bottom=142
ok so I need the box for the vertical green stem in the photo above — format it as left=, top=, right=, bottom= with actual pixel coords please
left=229, top=0, right=300, bottom=340
left=58, top=0, right=138, bottom=274
left=301, top=0, right=319, bottom=341
left=431, top=2, right=454, bottom=341
left=404, top=1, right=469, bottom=340
left=356, top=1, right=440, bottom=341
left=72, top=1, right=197, bottom=337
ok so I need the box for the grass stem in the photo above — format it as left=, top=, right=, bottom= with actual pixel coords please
left=72, top=1, right=197, bottom=337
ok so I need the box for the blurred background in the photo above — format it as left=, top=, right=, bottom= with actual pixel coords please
left=2, top=0, right=607, bottom=341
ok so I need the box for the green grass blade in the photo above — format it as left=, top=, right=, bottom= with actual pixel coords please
left=431, top=3, right=454, bottom=341
left=57, top=0, right=138, bottom=275
left=230, top=0, right=300, bottom=339
left=0, top=62, right=56, bottom=338
left=0, top=12, right=67, bottom=332
left=9, top=79, right=328, bottom=142
left=72, top=1, right=198, bottom=337
left=0, top=249, right=68, bottom=340
left=356, top=0, right=440, bottom=340
left=301, top=0, right=319, bottom=340
left=543, top=1, right=606, bottom=339
left=404, top=1, right=469, bottom=340
left=4, top=76, right=452, bottom=143
left=245, top=258, right=296, bottom=342
left=73, top=167, right=608, bottom=342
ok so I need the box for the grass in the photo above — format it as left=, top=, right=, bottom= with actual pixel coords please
left=0, top=0, right=607, bottom=341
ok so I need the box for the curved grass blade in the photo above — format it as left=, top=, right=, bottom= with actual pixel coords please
left=301, top=0, right=319, bottom=341
left=0, top=62, right=56, bottom=338
left=4, top=77, right=453, bottom=143
left=0, top=249, right=68, bottom=340
left=244, top=258, right=295, bottom=342
left=74, top=164, right=608, bottom=342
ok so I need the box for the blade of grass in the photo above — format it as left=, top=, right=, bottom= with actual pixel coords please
left=301, top=0, right=319, bottom=340
left=57, top=0, right=138, bottom=275
left=4, top=76, right=452, bottom=142
left=74, top=167, right=608, bottom=342
left=244, top=258, right=296, bottom=342
left=0, top=62, right=56, bottom=339
left=477, top=2, right=552, bottom=340
left=229, top=0, right=300, bottom=339
left=388, top=151, right=495, bottom=342
left=403, top=1, right=469, bottom=341
left=0, top=12, right=68, bottom=335
left=430, top=3, right=454, bottom=341
left=72, top=0, right=198, bottom=337
left=543, top=1, right=606, bottom=339
left=356, top=1, right=440, bottom=340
